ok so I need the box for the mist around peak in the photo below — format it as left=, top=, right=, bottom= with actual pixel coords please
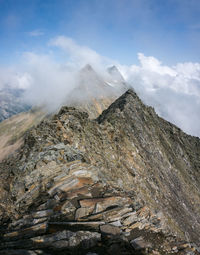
left=0, top=36, right=200, bottom=137
left=107, top=65, right=125, bottom=83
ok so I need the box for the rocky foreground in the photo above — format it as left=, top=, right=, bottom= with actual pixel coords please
left=0, top=90, right=200, bottom=254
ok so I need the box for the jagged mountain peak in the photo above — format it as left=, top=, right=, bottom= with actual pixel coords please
left=67, top=64, right=127, bottom=119
left=107, top=65, right=125, bottom=82
left=81, top=63, right=94, bottom=72
left=97, top=89, right=144, bottom=122
left=107, top=65, right=118, bottom=71
left=78, top=64, right=105, bottom=85
left=79, top=64, right=98, bottom=76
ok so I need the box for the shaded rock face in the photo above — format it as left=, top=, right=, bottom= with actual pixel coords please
left=0, top=90, right=200, bottom=254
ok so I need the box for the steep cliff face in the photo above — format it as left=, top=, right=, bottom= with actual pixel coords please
left=97, top=90, right=200, bottom=242
left=0, top=90, right=199, bottom=255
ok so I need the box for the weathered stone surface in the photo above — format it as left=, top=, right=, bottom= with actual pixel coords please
left=109, top=220, right=122, bottom=227
left=79, top=197, right=130, bottom=213
left=3, top=223, right=48, bottom=241
left=122, top=212, right=137, bottom=226
left=100, top=224, right=121, bottom=236
left=32, top=210, right=53, bottom=219
left=125, top=222, right=144, bottom=232
left=0, top=89, right=200, bottom=254
left=136, top=206, right=150, bottom=219
left=75, top=207, right=93, bottom=220
left=67, top=186, right=92, bottom=200
left=60, top=200, right=76, bottom=215
left=37, top=199, right=57, bottom=211
left=31, top=230, right=101, bottom=249
left=105, top=207, right=133, bottom=222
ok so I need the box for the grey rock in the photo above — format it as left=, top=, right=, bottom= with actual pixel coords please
left=122, top=212, right=138, bottom=226
left=61, top=200, right=76, bottom=215
left=100, top=224, right=121, bottom=235
left=3, top=223, right=48, bottom=241
left=109, top=220, right=122, bottom=227
left=32, top=210, right=53, bottom=219
left=75, top=207, right=92, bottom=220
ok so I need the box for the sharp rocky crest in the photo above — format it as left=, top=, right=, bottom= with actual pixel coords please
left=0, top=87, right=200, bottom=254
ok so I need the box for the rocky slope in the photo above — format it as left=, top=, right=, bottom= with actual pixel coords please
left=0, top=89, right=199, bottom=254
left=0, top=108, right=45, bottom=162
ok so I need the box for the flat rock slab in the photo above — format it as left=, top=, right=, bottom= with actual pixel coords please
left=100, top=224, right=121, bottom=235
left=32, top=209, right=53, bottom=219
left=32, top=230, right=101, bottom=249
left=48, top=221, right=105, bottom=232
left=3, top=223, right=48, bottom=241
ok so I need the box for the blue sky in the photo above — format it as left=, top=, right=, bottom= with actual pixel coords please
left=0, top=0, right=200, bottom=66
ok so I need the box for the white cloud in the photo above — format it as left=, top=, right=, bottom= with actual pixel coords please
left=21, top=52, right=77, bottom=112
left=0, top=67, right=30, bottom=90
left=28, top=29, right=44, bottom=37
left=138, top=53, right=177, bottom=76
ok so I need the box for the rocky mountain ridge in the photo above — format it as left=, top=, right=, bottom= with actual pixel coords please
left=0, top=89, right=199, bottom=254
left=0, top=65, right=126, bottom=123
left=0, top=65, right=127, bottom=162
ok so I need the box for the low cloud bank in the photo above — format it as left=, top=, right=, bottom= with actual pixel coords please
left=0, top=67, right=31, bottom=90
left=21, top=52, right=78, bottom=112
left=0, top=36, right=200, bottom=137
